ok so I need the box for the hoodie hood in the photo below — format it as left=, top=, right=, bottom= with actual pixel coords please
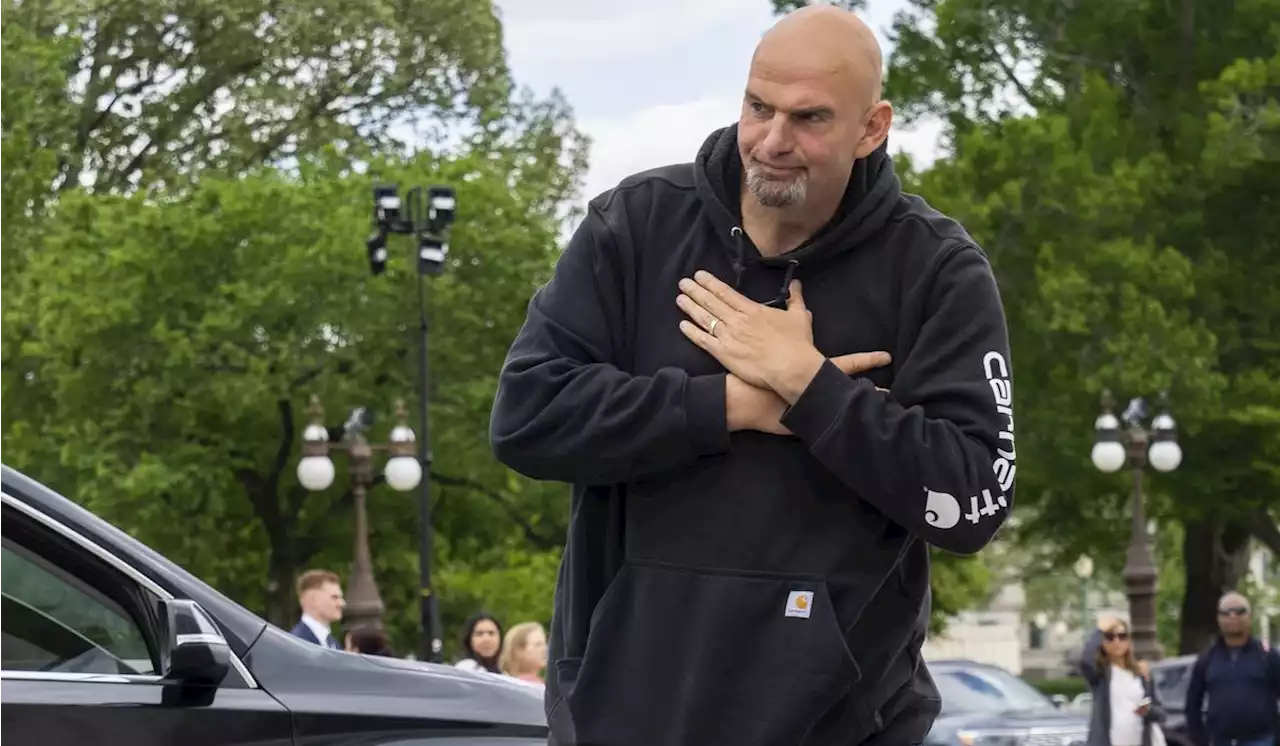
left=693, top=124, right=902, bottom=274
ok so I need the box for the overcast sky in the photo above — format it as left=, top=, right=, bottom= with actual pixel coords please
left=492, top=0, right=944, bottom=210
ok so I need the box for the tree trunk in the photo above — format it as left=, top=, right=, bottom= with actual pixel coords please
left=1178, top=518, right=1250, bottom=654
left=265, top=541, right=298, bottom=629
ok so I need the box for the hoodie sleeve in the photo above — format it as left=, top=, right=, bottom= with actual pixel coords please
left=490, top=206, right=730, bottom=485
left=779, top=245, right=1015, bottom=555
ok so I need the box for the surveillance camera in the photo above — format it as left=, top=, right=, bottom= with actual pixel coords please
left=373, top=184, right=399, bottom=221
left=373, top=184, right=412, bottom=234
left=426, top=186, right=456, bottom=234
left=417, top=233, right=448, bottom=276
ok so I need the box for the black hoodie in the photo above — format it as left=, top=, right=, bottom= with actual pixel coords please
left=491, top=126, right=1016, bottom=746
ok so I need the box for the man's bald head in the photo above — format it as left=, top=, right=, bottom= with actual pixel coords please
left=737, top=6, right=893, bottom=214
left=754, top=6, right=884, bottom=105
left=1217, top=590, right=1252, bottom=641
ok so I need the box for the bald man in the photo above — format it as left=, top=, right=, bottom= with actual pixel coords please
left=1184, top=592, right=1280, bottom=746
left=491, top=7, right=1015, bottom=745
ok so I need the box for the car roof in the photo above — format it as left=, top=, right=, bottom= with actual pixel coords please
left=1150, top=655, right=1196, bottom=668
left=929, top=659, right=1007, bottom=670
left=1, top=464, right=268, bottom=657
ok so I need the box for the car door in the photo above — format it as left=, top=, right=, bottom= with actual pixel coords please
left=0, top=496, right=293, bottom=746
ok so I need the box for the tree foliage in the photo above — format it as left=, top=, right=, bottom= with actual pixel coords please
left=1, top=146, right=580, bottom=644
left=772, top=0, right=1280, bottom=651
left=5, top=0, right=513, bottom=194
left=772, top=0, right=1280, bottom=652
left=893, top=0, right=1279, bottom=653
left=1, top=0, right=587, bottom=652
left=2, top=23, right=72, bottom=274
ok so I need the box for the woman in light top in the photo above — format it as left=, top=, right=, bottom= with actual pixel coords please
left=1079, top=617, right=1167, bottom=746
left=499, top=621, right=548, bottom=686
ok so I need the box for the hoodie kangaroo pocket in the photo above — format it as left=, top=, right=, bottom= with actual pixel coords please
left=565, top=561, right=863, bottom=746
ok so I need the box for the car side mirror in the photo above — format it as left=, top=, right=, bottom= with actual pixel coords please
left=1050, top=694, right=1069, bottom=709
left=158, top=599, right=230, bottom=687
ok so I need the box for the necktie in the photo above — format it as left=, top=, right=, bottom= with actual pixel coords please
left=326, top=633, right=341, bottom=649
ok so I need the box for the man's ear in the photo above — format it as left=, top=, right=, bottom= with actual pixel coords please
left=854, top=101, right=893, bottom=159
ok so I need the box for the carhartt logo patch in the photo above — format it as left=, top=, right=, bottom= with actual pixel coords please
left=785, top=591, right=814, bottom=619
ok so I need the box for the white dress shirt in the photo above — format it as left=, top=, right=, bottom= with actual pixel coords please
left=301, top=613, right=336, bottom=648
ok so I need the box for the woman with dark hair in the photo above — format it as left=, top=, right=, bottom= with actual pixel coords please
left=1079, top=617, right=1167, bottom=746
left=454, top=613, right=503, bottom=674
left=344, top=626, right=396, bottom=657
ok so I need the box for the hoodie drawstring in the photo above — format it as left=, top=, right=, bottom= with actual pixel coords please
left=728, top=226, right=802, bottom=305
left=729, top=226, right=746, bottom=288
left=777, top=260, right=799, bottom=305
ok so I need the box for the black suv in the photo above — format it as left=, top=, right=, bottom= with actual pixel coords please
left=0, top=465, right=548, bottom=745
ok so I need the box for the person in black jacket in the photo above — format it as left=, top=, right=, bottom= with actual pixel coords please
left=490, top=6, right=1016, bottom=746
left=1185, top=592, right=1280, bottom=746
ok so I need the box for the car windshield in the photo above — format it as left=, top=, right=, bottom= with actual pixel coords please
left=935, top=665, right=1056, bottom=715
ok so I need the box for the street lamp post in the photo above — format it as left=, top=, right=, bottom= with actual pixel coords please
left=1090, top=391, right=1182, bottom=662
left=297, top=396, right=423, bottom=631
left=365, top=183, right=455, bottom=662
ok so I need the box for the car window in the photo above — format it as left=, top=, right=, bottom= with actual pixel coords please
left=934, top=666, right=1055, bottom=714
left=1, top=539, right=155, bottom=675
left=1151, top=662, right=1192, bottom=707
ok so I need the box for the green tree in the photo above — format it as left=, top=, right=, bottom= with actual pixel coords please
left=2, top=19, right=94, bottom=495
left=903, top=0, right=1276, bottom=651
left=3, top=0, right=512, bottom=194
left=1, top=22, right=73, bottom=275
left=774, top=0, right=1280, bottom=651
left=0, top=144, right=582, bottom=644
left=1, top=0, right=588, bottom=653
left=929, top=552, right=991, bottom=633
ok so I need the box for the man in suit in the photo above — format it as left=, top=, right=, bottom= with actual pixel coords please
left=290, top=569, right=345, bottom=649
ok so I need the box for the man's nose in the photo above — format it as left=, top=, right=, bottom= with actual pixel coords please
left=760, top=115, right=794, bottom=156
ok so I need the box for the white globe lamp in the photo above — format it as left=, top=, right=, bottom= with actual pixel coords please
left=297, top=456, right=335, bottom=491
left=1091, top=441, right=1127, bottom=473
left=1148, top=441, right=1182, bottom=472
left=297, top=395, right=336, bottom=491
left=1148, top=408, right=1181, bottom=473
left=384, top=456, right=422, bottom=492
left=1092, top=393, right=1127, bottom=473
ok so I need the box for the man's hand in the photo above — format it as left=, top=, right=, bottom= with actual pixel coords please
left=678, top=272, right=891, bottom=401
left=726, top=354, right=896, bottom=435
left=678, top=272, right=818, bottom=390
left=726, top=374, right=791, bottom=435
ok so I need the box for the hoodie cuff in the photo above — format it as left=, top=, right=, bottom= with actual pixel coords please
left=780, top=359, right=865, bottom=445
left=686, top=373, right=730, bottom=457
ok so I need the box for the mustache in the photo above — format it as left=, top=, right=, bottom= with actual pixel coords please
left=747, top=157, right=804, bottom=171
